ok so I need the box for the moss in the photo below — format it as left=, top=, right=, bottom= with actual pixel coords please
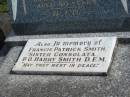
left=0, top=0, right=7, bottom=13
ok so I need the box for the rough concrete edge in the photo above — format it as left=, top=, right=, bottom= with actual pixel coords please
left=4, top=32, right=130, bottom=47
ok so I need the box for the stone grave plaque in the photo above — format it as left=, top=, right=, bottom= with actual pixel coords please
left=12, top=37, right=117, bottom=75
left=8, top=0, right=130, bottom=34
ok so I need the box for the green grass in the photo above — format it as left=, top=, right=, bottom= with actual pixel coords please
left=0, top=0, right=7, bottom=13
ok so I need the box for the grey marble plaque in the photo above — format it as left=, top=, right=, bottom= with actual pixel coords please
left=7, top=0, right=130, bottom=34
left=12, top=37, right=117, bottom=75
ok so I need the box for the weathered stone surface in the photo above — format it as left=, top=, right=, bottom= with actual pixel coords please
left=7, top=0, right=130, bottom=34
left=5, top=32, right=130, bottom=44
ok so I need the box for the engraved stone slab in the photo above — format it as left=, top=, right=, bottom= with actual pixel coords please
left=12, top=37, right=117, bottom=75
left=8, top=0, right=130, bottom=34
